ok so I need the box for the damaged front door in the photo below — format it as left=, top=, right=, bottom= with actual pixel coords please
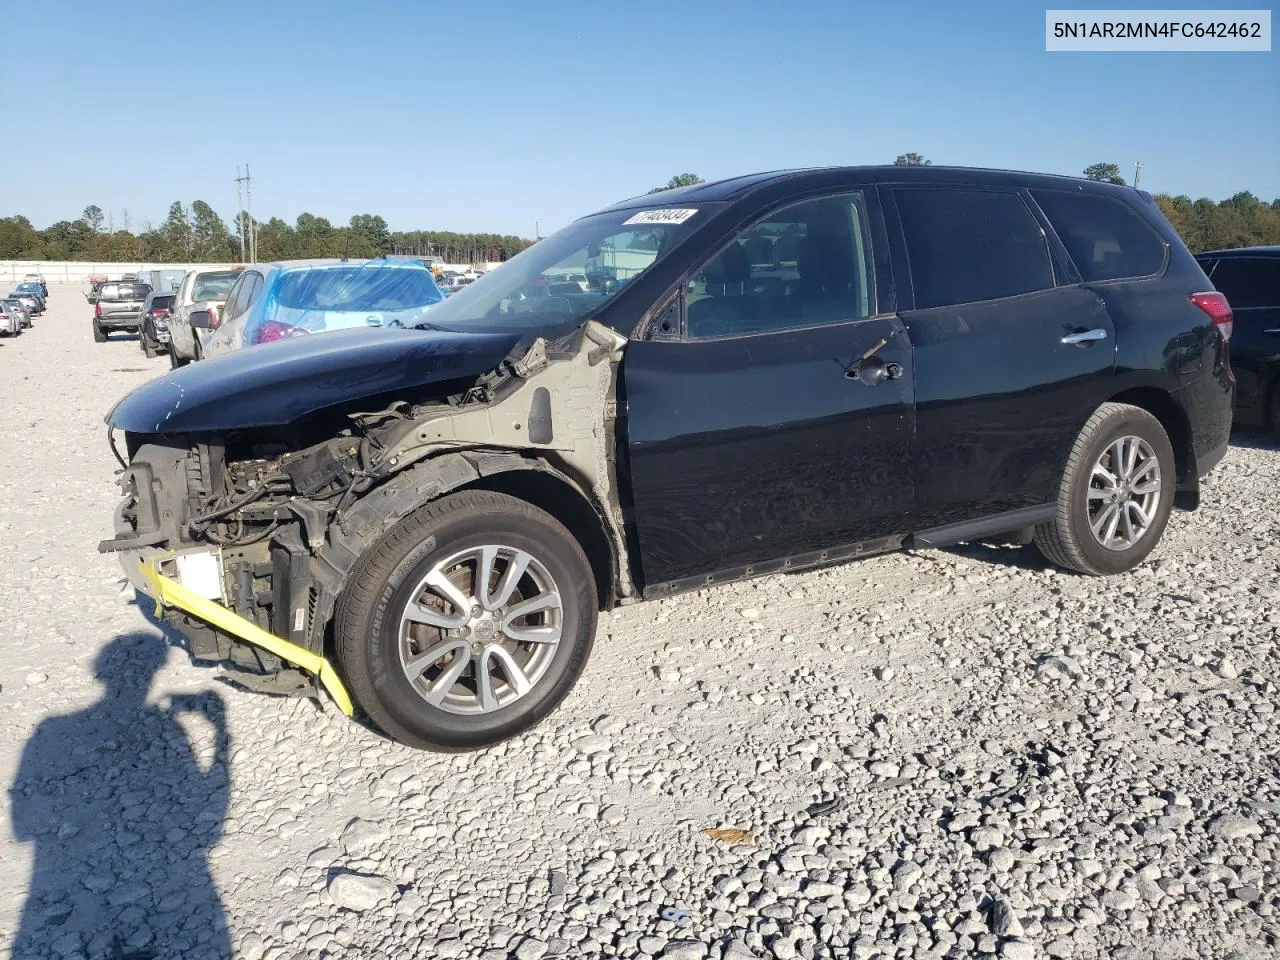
left=621, top=191, right=915, bottom=591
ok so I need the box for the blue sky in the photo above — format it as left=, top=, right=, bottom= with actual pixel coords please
left=2, top=0, right=1276, bottom=237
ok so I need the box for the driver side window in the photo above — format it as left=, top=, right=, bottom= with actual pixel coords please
left=686, top=193, right=873, bottom=339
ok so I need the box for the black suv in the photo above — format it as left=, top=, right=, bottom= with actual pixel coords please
left=1195, top=246, right=1280, bottom=436
left=103, top=166, right=1233, bottom=750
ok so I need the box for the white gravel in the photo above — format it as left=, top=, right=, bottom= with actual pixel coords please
left=1, top=285, right=1278, bottom=959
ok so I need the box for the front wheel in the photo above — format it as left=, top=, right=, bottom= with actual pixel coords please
left=140, top=330, right=158, bottom=358
left=335, top=490, right=598, bottom=751
left=1034, top=402, right=1175, bottom=575
left=169, top=342, right=190, bottom=368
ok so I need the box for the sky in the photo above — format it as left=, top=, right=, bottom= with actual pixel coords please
left=2, top=0, right=1276, bottom=239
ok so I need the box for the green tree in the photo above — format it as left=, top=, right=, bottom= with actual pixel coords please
left=191, top=201, right=234, bottom=260
left=82, top=204, right=105, bottom=233
left=1083, top=162, right=1126, bottom=185
left=295, top=213, right=335, bottom=257
left=893, top=153, right=931, bottom=166
left=254, top=217, right=296, bottom=262
left=160, top=202, right=193, bottom=260
left=0, top=216, right=44, bottom=258
left=348, top=214, right=391, bottom=257
left=648, top=173, right=704, bottom=194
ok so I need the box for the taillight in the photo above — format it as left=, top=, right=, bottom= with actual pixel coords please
left=94, top=302, right=101, bottom=318
left=1191, top=291, right=1233, bottom=342
left=255, top=320, right=308, bottom=344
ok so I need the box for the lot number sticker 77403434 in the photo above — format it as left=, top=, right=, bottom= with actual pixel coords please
left=623, top=208, right=698, bottom=225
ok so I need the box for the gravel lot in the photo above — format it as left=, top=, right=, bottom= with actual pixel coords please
left=1, top=285, right=1278, bottom=960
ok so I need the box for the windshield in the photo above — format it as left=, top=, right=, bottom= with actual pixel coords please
left=260, top=262, right=445, bottom=335
left=192, top=271, right=242, bottom=302
left=417, top=205, right=711, bottom=332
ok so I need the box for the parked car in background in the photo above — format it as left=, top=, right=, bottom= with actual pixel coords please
left=2, top=297, right=32, bottom=328
left=92, top=280, right=152, bottom=341
left=442, top=275, right=476, bottom=296
left=22, top=273, right=48, bottom=298
left=167, top=267, right=243, bottom=367
left=196, top=258, right=445, bottom=359
left=10, top=290, right=44, bottom=316
left=104, top=166, right=1232, bottom=751
left=0, top=301, right=22, bottom=336
left=138, top=291, right=177, bottom=358
left=1196, top=246, right=1280, bottom=437
left=137, top=268, right=188, bottom=294
left=86, top=274, right=109, bottom=304
left=13, top=283, right=46, bottom=311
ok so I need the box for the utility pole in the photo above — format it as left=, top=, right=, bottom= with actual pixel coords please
left=234, top=163, right=255, bottom=262
left=1133, top=161, right=1143, bottom=190
left=235, top=165, right=246, bottom=262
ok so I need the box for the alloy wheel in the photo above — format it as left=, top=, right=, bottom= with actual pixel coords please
left=1087, top=435, right=1162, bottom=551
left=397, top=544, right=563, bottom=715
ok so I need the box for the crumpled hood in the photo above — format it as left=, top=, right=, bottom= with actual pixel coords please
left=107, top=325, right=521, bottom=434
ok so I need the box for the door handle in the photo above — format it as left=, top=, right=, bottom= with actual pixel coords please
left=1264, top=328, right=1280, bottom=335
left=1061, top=328, right=1108, bottom=345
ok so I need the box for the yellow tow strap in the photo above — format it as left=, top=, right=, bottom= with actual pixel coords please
left=140, top=559, right=354, bottom=717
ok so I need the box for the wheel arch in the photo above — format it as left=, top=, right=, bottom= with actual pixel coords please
left=460, top=467, right=618, bottom=614
left=309, top=451, right=624, bottom=657
left=1104, top=385, right=1197, bottom=507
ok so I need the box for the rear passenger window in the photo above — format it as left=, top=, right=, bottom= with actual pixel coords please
left=1032, top=190, right=1166, bottom=282
left=686, top=193, right=873, bottom=339
left=1206, top=258, right=1280, bottom=309
left=894, top=188, right=1054, bottom=309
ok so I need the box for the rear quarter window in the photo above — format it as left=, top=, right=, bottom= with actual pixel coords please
left=893, top=187, right=1055, bottom=309
left=1032, top=190, right=1167, bottom=282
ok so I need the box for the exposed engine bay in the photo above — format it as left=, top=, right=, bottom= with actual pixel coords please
left=101, top=321, right=633, bottom=702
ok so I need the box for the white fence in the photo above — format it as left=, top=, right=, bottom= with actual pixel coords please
left=1, top=259, right=505, bottom=285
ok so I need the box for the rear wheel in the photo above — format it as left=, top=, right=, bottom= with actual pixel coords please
left=92, top=319, right=107, bottom=342
left=1034, top=402, right=1175, bottom=575
left=335, top=490, right=597, bottom=751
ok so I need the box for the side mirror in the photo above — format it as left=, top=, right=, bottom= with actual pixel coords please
left=189, top=309, right=215, bottom=330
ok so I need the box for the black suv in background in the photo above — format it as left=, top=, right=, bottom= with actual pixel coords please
left=1195, top=246, right=1280, bottom=436
left=104, top=166, right=1233, bottom=750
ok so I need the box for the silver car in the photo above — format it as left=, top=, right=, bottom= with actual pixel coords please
left=167, top=268, right=243, bottom=367
left=2, top=298, right=31, bottom=328
left=0, top=301, right=21, bottom=336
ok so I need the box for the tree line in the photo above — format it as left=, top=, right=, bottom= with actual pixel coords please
left=3, top=164, right=1279, bottom=263
left=0, top=202, right=534, bottom=264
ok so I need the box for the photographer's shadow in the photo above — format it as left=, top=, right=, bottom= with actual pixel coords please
left=9, top=632, right=231, bottom=959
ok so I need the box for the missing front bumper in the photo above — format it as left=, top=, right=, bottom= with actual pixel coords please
left=137, top=556, right=353, bottom=717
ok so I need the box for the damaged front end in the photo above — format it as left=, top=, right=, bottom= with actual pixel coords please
left=101, top=321, right=633, bottom=711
